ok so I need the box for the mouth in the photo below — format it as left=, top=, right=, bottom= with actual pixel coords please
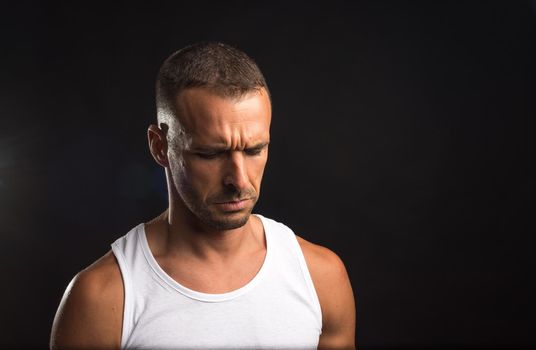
left=213, top=198, right=251, bottom=212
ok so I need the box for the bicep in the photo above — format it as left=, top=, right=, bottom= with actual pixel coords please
left=298, top=238, right=356, bottom=350
left=317, top=256, right=356, bottom=349
left=50, top=266, right=123, bottom=349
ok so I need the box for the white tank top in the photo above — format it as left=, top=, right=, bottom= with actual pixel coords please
left=111, top=214, right=322, bottom=349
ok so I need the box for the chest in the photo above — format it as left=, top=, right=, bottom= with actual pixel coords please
left=126, top=284, right=321, bottom=349
left=156, top=250, right=266, bottom=294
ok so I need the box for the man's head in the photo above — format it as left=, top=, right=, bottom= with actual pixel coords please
left=155, top=42, right=270, bottom=126
left=149, top=42, right=271, bottom=230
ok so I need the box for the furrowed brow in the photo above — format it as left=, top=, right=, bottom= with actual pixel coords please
left=247, top=141, right=270, bottom=150
left=191, top=141, right=270, bottom=152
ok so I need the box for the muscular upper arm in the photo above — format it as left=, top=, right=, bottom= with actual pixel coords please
left=50, top=251, right=124, bottom=350
left=297, top=236, right=356, bottom=350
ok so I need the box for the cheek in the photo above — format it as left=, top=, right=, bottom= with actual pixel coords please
left=248, top=155, right=268, bottom=186
left=182, top=159, right=222, bottom=190
left=169, top=154, right=208, bottom=192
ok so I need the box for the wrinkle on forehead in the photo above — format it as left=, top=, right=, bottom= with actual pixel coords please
left=173, top=88, right=271, bottom=151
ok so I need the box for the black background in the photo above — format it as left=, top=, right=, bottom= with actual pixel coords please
left=1, top=1, right=535, bottom=349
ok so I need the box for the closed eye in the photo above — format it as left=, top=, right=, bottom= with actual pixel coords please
left=192, top=143, right=268, bottom=159
left=245, top=147, right=264, bottom=156
left=195, top=152, right=221, bottom=159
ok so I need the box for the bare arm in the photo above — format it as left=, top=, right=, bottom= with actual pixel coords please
left=298, top=236, right=356, bottom=350
left=50, top=251, right=124, bottom=350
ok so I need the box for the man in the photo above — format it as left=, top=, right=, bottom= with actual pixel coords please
left=51, top=42, right=355, bottom=349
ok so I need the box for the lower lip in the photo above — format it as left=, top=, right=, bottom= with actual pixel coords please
left=215, top=199, right=250, bottom=212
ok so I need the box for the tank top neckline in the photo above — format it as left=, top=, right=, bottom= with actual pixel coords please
left=138, top=214, right=272, bottom=303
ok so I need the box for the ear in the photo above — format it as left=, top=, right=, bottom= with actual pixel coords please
left=147, top=123, right=169, bottom=167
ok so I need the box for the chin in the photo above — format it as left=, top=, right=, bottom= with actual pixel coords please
left=204, top=210, right=252, bottom=230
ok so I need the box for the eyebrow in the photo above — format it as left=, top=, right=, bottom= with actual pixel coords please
left=191, top=141, right=270, bottom=153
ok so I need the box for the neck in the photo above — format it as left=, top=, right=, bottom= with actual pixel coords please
left=162, top=197, right=260, bottom=262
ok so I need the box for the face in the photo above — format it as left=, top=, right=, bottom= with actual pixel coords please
left=165, top=87, right=271, bottom=230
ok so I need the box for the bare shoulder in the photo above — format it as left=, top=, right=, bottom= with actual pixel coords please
left=296, top=235, right=356, bottom=350
left=50, top=251, right=124, bottom=350
left=296, top=236, right=348, bottom=277
left=80, top=250, right=123, bottom=288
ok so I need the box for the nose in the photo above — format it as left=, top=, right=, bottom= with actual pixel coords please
left=223, top=151, right=248, bottom=191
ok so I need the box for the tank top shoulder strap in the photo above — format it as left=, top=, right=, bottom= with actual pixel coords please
left=111, top=223, right=143, bottom=348
left=255, top=215, right=322, bottom=327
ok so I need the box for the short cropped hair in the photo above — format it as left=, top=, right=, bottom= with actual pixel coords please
left=156, top=42, right=269, bottom=123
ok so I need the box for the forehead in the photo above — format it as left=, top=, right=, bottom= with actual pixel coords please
left=174, top=87, right=272, bottom=146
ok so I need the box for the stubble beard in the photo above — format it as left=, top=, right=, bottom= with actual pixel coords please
left=178, top=181, right=258, bottom=231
